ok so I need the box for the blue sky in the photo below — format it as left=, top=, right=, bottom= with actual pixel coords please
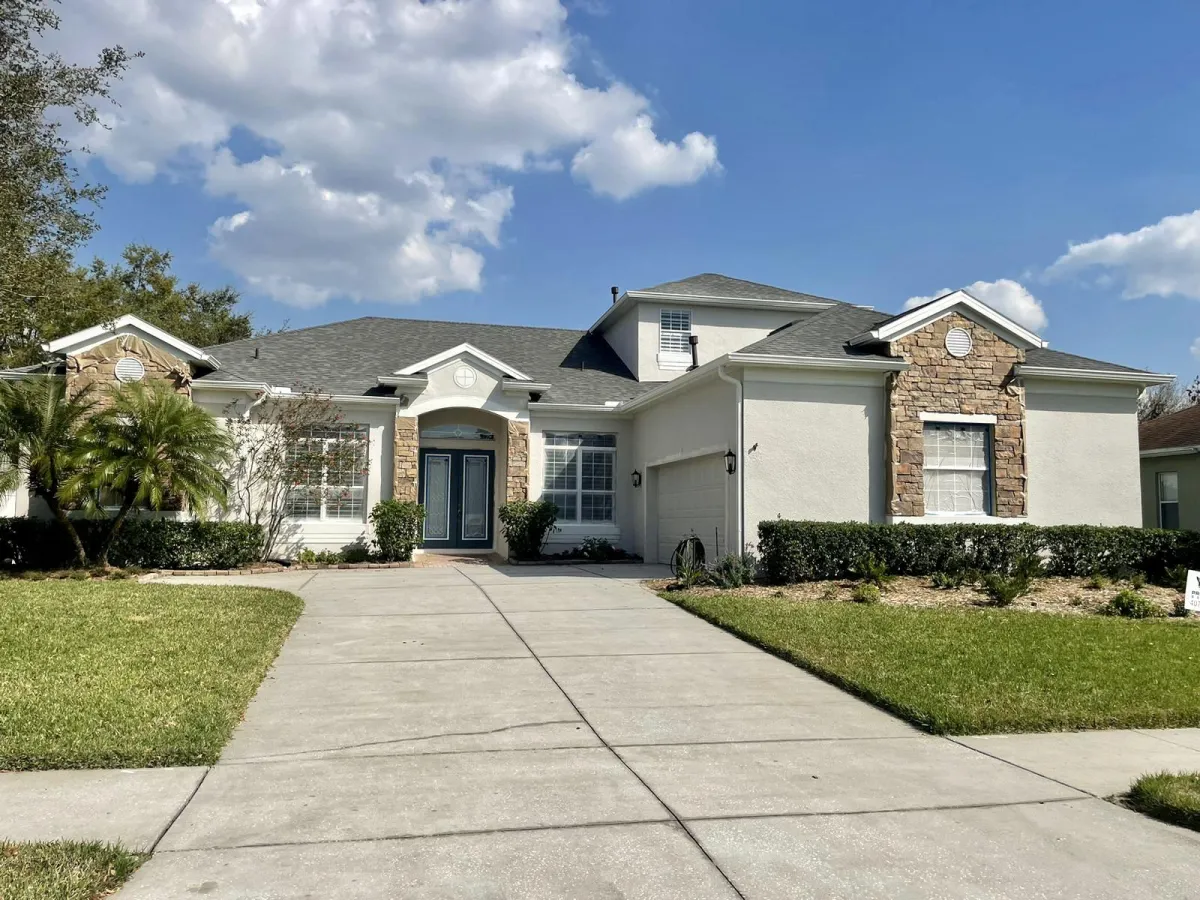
left=72, top=0, right=1200, bottom=378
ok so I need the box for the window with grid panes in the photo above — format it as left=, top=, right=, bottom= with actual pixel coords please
left=659, top=308, right=692, bottom=360
left=285, top=424, right=369, bottom=520
left=922, top=423, right=992, bottom=515
left=542, top=433, right=616, bottom=523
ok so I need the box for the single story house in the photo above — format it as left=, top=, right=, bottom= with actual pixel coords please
left=1, top=274, right=1171, bottom=561
left=1139, top=404, right=1200, bottom=530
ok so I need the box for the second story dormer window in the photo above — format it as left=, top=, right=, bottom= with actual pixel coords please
left=659, top=308, right=692, bottom=367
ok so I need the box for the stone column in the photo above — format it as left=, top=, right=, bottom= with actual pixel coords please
left=393, top=415, right=419, bottom=502
left=506, top=419, right=530, bottom=503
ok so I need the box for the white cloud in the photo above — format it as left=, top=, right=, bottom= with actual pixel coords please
left=1045, top=209, right=1200, bottom=300
left=1190, top=336, right=1200, bottom=361
left=905, top=279, right=1048, bottom=333
left=59, top=0, right=720, bottom=307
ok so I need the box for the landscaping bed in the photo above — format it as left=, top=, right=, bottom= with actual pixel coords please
left=0, top=842, right=144, bottom=900
left=0, top=581, right=302, bottom=770
left=664, top=589, right=1200, bottom=734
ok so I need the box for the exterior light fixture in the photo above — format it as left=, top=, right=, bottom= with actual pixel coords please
left=631, top=470, right=642, bottom=488
left=724, top=449, right=737, bottom=475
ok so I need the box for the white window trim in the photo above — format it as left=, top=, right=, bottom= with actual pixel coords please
left=286, top=425, right=369, bottom=523
left=919, top=412, right=997, bottom=424
left=541, top=434, right=617, bottom=525
left=1158, top=471, right=1180, bottom=529
left=922, top=421, right=994, bottom=517
left=658, top=308, right=692, bottom=369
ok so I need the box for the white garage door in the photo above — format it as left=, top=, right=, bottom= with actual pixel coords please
left=656, top=454, right=727, bottom=564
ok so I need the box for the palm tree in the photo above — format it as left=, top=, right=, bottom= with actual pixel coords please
left=78, top=381, right=233, bottom=567
left=0, top=377, right=94, bottom=566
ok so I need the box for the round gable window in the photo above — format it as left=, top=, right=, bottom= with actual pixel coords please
left=945, top=327, right=973, bottom=358
left=453, top=365, right=477, bottom=389
left=115, top=357, right=146, bottom=383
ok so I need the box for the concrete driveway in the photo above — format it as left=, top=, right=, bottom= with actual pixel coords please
left=120, top=565, right=1200, bottom=898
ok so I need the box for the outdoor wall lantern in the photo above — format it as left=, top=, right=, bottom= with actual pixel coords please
left=631, top=470, right=642, bottom=488
left=724, top=449, right=737, bottom=475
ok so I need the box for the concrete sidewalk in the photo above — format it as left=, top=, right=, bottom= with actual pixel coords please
left=7, top=564, right=1200, bottom=898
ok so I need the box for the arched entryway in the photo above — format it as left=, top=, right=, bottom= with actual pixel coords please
left=415, top=408, right=510, bottom=553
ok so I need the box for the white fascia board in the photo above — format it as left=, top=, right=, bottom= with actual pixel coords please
left=848, top=291, right=1048, bottom=351
left=42, top=314, right=222, bottom=369
left=192, top=381, right=404, bottom=406
left=728, top=352, right=909, bottom=372
left=528, top=402, right=630, bottom=417
left=1016, top=365, right=1174, bottom=386
left=1140, top=446, right=1200, bottom=458
left=919, top=412, right=998, bottom=424
left=501, top=380, right=553, bottom=394
left=587, top=290, right=837, bottom=334
left=394, top=343, right=531, bottom=381
left=376, top=375, right=429, bottom=389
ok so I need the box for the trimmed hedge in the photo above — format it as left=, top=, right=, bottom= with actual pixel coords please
left=757, top=520, right=1200, bottom=585
left=0, top=518, right=264, bottom=571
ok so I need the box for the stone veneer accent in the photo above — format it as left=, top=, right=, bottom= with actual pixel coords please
left=392, top=415, right=419, bottom=502
left=886, top=312, right=1027, bottom=518
left=506, top=420, right=530, bottom=503
left=66, top=335, right=192, bottom=405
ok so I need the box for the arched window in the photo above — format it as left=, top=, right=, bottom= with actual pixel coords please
left=420, top=424, right=496, bottom=441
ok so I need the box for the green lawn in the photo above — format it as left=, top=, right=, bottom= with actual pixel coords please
left=666, top=591, right=1200, bottom=734
left=0, top=842, right=145, bottom=900
left=0, top=581, right=302, bottom=770
left=1128, top=772, right=1200, bottom=831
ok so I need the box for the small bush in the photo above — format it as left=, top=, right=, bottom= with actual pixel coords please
left=1172, top=597, right=1190, bottom=618
left=498, top=500, right=559, bottom=561
left=981, top=573, right=1031, bottom=607
left=296, top=548, right=342, bottom=565
left=1103, top=589, right=1165, bottom=620
left=1163, top=565, right=1190, bottom=592
left=853, top=555, right=895, bottom=590
left=341, top=540, right=372, bottom=564
left=580, top=537, right=616, bottom=562
left=850, top=583, right=881, bottom=604
left=369, top=500, right=426, bottom=562
left=1130, top=572, right=1147, bottom=590
left=1011, top=553, right=1045, bottom=581
left=707, top=553, right=759, bottom=589
left=820, top=584, right=840, bottom=602
left=1085, top=573, right=1109, bottom=590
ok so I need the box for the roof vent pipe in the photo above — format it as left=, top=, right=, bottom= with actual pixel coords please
left=611, top=286, right=619, bottom=304
left=689, top=334, right=700, bottom=371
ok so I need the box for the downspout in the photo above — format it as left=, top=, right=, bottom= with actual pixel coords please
left=242, top=385, right=271, bottom=419
left=716, top=364, right=743, bottom=556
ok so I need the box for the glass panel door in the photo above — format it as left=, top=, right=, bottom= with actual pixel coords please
left=424, top=454, right=451, bottom=540
left=462, top=455, right=489, bottom=541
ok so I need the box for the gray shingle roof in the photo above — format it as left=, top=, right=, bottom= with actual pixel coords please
left=1140, top=404, right=1200, bottom=452
left=198, top=317, right=650, bottom=405
left=637, top=273, right=842, bottom=305
left=738, top=305, right=1156, bottom=376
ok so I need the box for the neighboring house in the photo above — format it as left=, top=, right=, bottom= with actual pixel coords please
left=0, top=274, right=1171, bottom=561
left=1139, top=405, right=1200, bottom=530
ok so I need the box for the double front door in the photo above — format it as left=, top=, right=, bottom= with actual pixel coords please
left=419, top=449, right=495, bottom=549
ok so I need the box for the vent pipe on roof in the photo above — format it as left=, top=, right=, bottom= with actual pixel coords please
left=253, top=346, right=260, bottom=359
left=611, top=285, right=619, bottom=304
left=689, top=334, right=700, bottom=371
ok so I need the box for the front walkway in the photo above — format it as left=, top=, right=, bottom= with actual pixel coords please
left=13, top=565, right=1200, bottom=897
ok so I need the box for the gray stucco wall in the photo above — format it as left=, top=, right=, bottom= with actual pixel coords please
left=743, top=369, right=887, bottom=543
left=1141, top=453, right=1200, bottom=530
left=1024, top=379, right=1142, bottom=526
left=631, top=375, right=737, bottom=560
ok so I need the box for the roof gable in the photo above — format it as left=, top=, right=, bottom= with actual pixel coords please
left=395, top=343, right=532, bottom=380
left=849, top=290, right=1047, bottom=351
left=42, top=314, right=221, bottom=369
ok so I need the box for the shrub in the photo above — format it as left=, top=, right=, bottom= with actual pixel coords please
left=1102, top=589, right=1165, bottom=620
left=981, top=573, right=1032, bottom=607
left=707, top=553, right=759, bottom=589
left=757, top=520, right=1200, bottom=586
left=1172, top=596, right=1190, bottom=618
left=853, top=554, right=895, bottom=589
left=369, top=500, right=426, bottom=562
left=1085, top=573, right=1109, bottom=590
left=820, top=584, right=840, bottom=602
left=297, top=548, right=342, bottom=566
left=342, top=541, right=372, bottom=564
left=1011, top=553, right=1045, bottom=581
left=498, top=500, right=558, bottom=561
left=850, top=583, right=881, bottom=604
left=580, top=536, right=616, bottom=562
left=1130, top=572, right=1147, bottom=590
left=1163, top=565, right=1190, bottom=592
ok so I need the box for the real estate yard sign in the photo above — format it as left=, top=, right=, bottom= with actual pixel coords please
left=1186, top=571, right=1200, bottom=612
